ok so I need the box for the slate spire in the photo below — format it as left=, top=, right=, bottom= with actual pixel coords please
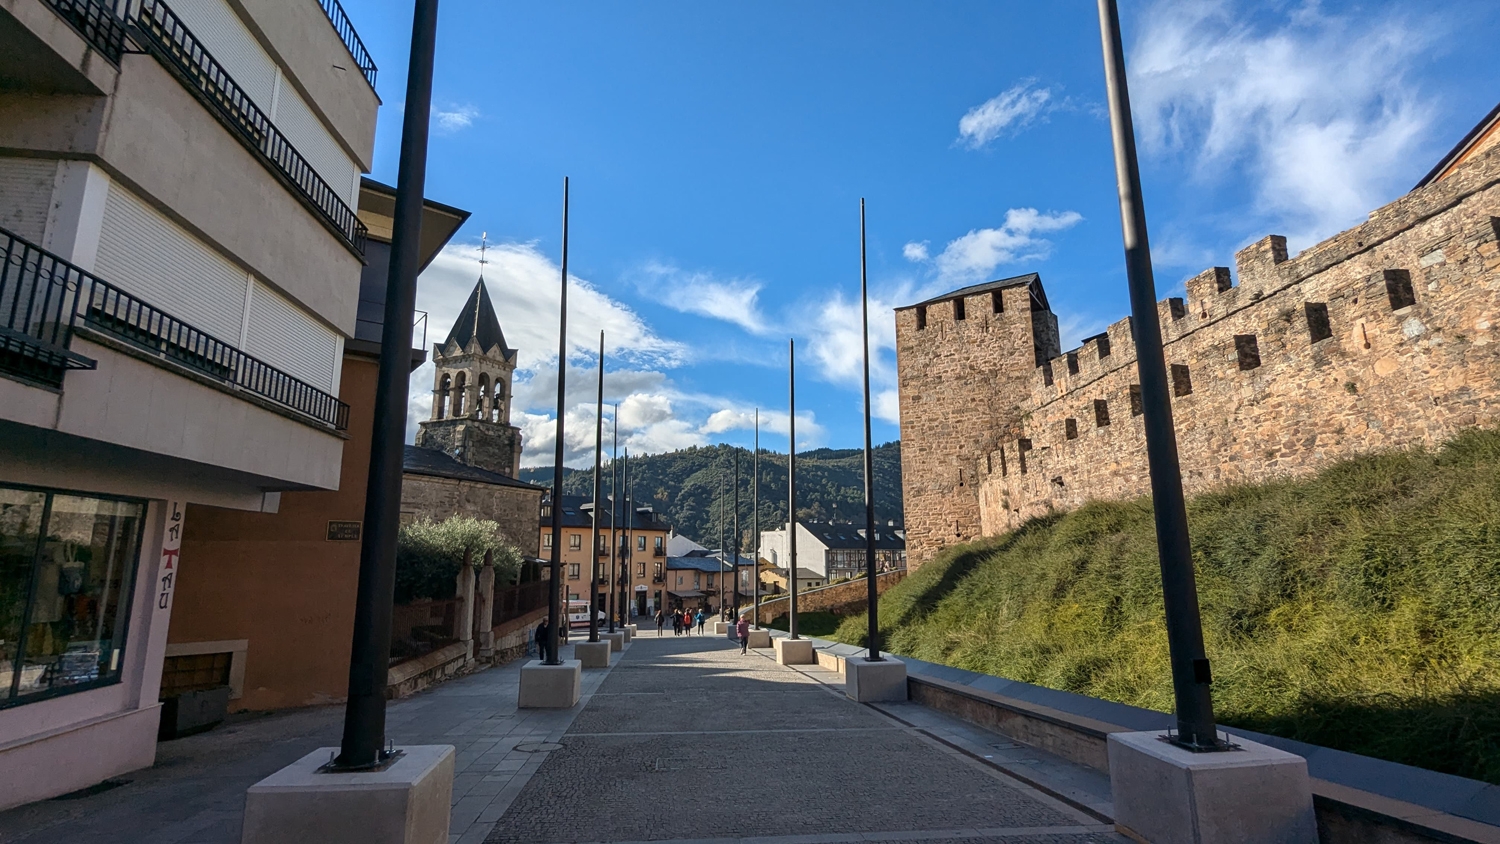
left=444, top=278, right=510, bottom=356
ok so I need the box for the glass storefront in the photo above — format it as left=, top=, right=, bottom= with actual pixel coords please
left=0, top=485, right=144, bottom=707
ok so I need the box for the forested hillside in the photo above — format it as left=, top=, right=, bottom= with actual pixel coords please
left=521, top=442, right=902, bottom=547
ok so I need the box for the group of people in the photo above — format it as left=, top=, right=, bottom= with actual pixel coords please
left=655, top=607, right=706, bottom=636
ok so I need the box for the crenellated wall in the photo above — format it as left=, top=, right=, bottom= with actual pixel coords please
left=975, top=145, right=1500, bottom=534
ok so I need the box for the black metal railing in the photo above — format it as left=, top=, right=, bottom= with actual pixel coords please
left=0, top=229, right=96, bottom=386
left=44, top=0, right=129, bottom=64
left=132, top=0, right=368, bottom=256
left=0, top=225, right=348, bottom=429
left=315, top=0, right=377, bottom=89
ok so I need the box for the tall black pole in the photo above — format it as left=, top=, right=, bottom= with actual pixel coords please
left=1097, top=0, right=1220, bottom=750
left=621, top=447, right=632, bottom=626
left=788, top=339, right=799, bottom=640
left=335, top=0, right=437, bottom=771
left=607, top=407, right=618, bottom=633
left=859, top=198, right=882, bottom=662
left=732, top=448, right=740, bottom=617
left=588, top=332, right=604, bottom=644
left=545, top=177, right=570, bottom=666
left=718, top=463, right=726, bottom=614
left=753, top=410, right=760, bottom=628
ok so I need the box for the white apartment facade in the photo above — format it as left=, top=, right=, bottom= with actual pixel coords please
left=758, top=520, right=907, bottom=580
left=0, top=0, right=378, bottom=807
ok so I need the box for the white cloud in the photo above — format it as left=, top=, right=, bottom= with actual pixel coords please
left=634, top=261, right=769, bottom=335
left=902, top=241, right=930, bottom=262
left=957, top=80, right=1054, bottom=149
left=917, top=208, right=1083, bottom=285
left=1129, top=0, right=1439, bottom=248
left=433, top=104, right=478, bottom=133
left=799, top=289, right=901, bottom=426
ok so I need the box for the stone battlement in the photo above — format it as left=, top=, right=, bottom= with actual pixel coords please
left=897, top=142, right=1500, bottom=562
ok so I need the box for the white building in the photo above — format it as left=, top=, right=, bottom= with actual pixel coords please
left=0, top=0, right=378, bottom=808
left=758, top=520, right=907, bottom=580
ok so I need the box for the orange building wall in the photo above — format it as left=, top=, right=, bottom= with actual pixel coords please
left=167, top=352, right=377, bottom=711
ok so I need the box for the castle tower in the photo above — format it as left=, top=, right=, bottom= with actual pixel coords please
left=893, top=274, right=1059, bottom=569
left=415, top=278, right=524, bottom=477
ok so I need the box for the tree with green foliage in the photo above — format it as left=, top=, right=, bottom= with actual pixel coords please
left=394, top=516, right=522, bottom=603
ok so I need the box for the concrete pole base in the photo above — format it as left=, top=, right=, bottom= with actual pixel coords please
left=626, top=624, right=638, bottom=636
left=241, top=745, right=454, bottom=844
left=574, top=641, right=611, bottom=669
left=1108, top=731, right=1317, bottom=844
left=517, top=660, right=582, bottom=708
left=745, top=629, right=772, bottom=649
left=844, top=656, right=907, bottom=702
left=773, top=637, right=815, bottom=665
left=713, top=621, right=731, bottom=635
left=621, top=627, right=632, bottom=644
left=601, top=632, right=625, bottom=653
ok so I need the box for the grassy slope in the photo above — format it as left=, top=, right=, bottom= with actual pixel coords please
left=835, top=429, right=1500, bottom=784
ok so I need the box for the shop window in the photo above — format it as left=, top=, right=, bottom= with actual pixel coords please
left=1235, top=335, right=1261, bottom=370
left=1171, top=364, right=1193, bottom=397
left=1, top=487, right=144, bottom=708
left=1385, top=270, right=1416, bottom=310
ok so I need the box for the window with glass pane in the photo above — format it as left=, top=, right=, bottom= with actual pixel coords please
left=1, top=488, right=142, bottom=705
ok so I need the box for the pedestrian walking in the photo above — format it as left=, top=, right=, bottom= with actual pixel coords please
left=533, top=617, right=549, bottom=659
left=695, top=609, right=706, bottom=635
left=736, top=616, right=750, bottom=654
left=672, top=611, right=682, bottom=636
left=655, top=609, right=665, bottom=637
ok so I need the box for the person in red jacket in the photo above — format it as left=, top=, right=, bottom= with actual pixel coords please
left=736, top=616, right=750, bottom=654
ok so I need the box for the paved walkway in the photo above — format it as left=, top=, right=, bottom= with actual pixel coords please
left=0, top=634, right=1123, bottom=844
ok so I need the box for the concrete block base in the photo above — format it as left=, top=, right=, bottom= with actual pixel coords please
left=626, top=624, right=638, bottom=636
left=241, top=745, right=455, bottom=844
left=517, top=660, right=581, bottom=709
left=844, top=656, right=907, bottom=702
left=601, top=632, right=625, bottom=653
left=1109, top=731, right=1316, bottom=844
left=773, top=637, right=815, bottom=665
left=745, top=629, right=772, bottom=649
left=621, top=627, right=632, bottom=644
left=574, top=641, right=611, bottom=669
left=713, top=621, right=731, bottom=635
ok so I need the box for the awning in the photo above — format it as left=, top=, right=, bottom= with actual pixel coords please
left=668, top=590, right=704, bottom=598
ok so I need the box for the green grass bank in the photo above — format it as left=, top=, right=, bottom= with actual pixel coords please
left=835, top=429, right=1500, bottom=784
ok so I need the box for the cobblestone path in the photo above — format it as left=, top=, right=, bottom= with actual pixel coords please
left=484, top=635, right=1122, bottom=844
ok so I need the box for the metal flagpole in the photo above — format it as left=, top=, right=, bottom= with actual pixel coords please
left=718, top=463, right=726, bottom=615
left=788, top=339, right=799, bottom=640
left=335, top=0, right=438, bottom=771
left=544, top=177, right=570, bottom=666
left=753, top=410, right=760, bottom=628
left=608, top=407, right=618, bottom=634
left=588, top=332, right=604, bottom=644
left=1097, top=0, right=1222, bottom=750
left=732, top=448, right=741, bottom=617
left=622, top=447, right=632, bottom=627
left=859, top=198, right=882, bottom=662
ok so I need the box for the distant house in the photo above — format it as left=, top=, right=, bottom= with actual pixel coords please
left=762, top=567, right=828, bottom=593
left=665, top=551, right=754, bottom=613
left=539, top=493, right=673, bottom=618
left=758, top=520, right=906, bottom=580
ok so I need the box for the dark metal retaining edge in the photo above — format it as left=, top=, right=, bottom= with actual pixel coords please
left=132, top=0, right=368, bottom=257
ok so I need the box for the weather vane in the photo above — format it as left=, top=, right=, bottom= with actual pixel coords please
left=478, top=231, right=489, bottom=276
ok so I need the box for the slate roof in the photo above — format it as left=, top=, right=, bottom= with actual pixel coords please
left=667, top=555, right=747, bottom=573
left=899, top=273, right=1044, bottom=310
left=445, top=280, right=511, bottom=355
left=539, top=494, right=672, bottom=531
left=800, top=521, right=906, bottom=551
left=403, top=446, right=543, bottom=490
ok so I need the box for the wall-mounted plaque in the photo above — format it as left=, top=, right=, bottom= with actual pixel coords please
left=327, top=521, right=362, bottom=541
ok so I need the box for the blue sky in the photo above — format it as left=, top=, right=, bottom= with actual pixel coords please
left=341, top=0, right=1498, bottom=467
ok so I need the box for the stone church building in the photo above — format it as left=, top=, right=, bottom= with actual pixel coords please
left=401, top=278, right=543, bottom=557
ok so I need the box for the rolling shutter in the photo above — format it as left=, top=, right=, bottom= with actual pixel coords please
left=244, top=279, right=339, bottom=392
left=0, top=158, right=58, bottom=243
left=273, top=88, right=359, bottom=207
left=94, top=183, right=247, bottom=343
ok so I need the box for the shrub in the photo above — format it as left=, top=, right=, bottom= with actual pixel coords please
left=394, top=516, right=522, bottom=603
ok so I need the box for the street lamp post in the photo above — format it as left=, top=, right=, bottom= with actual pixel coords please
left=588, top=332, right=604, bottom=645
left=752, top=410, right=760, bottom=628
left=732, top=448, right=740, bottom=617
left=1097, top=0, right=1221, bottom=750
left=859, top=198, right=882, bottom=662
left=787, top=339, right=799, bottom=640
left=608, top=410, right=618, bottom=634
left=543, top=178, right=570, bottom=667
left=333, top=0, right=437, bottom=771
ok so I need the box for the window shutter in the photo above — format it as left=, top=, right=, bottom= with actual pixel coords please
left=94, top=183, right=247, bottom=343
left=0, top=158, right=58, bottom=243
left=244, top=279, right=339, bottom=392
left=166, top=0, right=278, bottom=108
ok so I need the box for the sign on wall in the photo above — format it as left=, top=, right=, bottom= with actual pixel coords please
left=327, top=520, right=362, bottom=541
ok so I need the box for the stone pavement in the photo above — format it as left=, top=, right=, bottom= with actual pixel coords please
left=0, top=634, right=1124, bottom=844
left=485, top=634, right=1124, bottom=844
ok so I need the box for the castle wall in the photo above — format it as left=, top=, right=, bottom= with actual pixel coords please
left=416, top=418, right=523, bottom=478
left=978, top=146, right=1500, bottom=533
left=895, top=281, right=1059, bottom=568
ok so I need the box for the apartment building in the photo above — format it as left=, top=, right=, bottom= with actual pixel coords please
left=0, top=0, right=379, bottom=807
left=540, top=494, right=671, bottom=617
left=758, top=520, right=907, bottom=580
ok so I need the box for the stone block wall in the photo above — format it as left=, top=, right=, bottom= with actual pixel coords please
left=401, top=473, right=542, bottom=558
left=750, top=569, right=907, bottom=627
left=895, top=279, right=1060, bottom=568
left=416, top=418, right=523, bottom=478
left=976, top=146, right=1500, bottom=533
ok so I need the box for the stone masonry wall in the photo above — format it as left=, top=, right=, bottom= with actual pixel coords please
left=895, top=280, right=1059, bottom=569
left=401, top=473, right=542, bottom=558
left=978, top=145, right=1500, bottom=532
left=416, top=418, right=523, bottom=478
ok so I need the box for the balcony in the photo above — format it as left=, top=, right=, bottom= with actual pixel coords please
left=653, top=547, right=665, bottom=557
left=0, top=225, right=350, bottom=429
left=131, top=0, right=369, bottom=256
left=43, top=0, right=128, bottom=64
left=315, top=0, right=377, bottom=88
